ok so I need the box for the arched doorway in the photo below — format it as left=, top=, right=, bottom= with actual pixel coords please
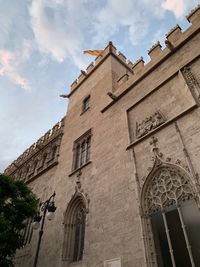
left=141, top=162, right=200, bottom=267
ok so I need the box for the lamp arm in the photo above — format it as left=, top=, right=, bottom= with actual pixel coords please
left=40, top=191, right=56, bottom=231
left=33, top=191, right=56, bottom=267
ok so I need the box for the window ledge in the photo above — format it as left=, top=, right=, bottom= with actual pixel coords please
left=62, top=259, right=87, bottom=267
left=80, top=106, right=90, bottom=116
left=69, top=161, right=92, bottom=177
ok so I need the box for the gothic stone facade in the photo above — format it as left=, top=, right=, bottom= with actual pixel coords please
left=4, top=6, right=200, bottom=267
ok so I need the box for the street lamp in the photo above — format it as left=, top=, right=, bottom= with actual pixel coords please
left=33, top=192, right=56, bottom=267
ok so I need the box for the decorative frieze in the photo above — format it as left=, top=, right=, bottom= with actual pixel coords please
left=4, top=117, right=65, bottom=182
left=136, top=111, right=166, bottom=139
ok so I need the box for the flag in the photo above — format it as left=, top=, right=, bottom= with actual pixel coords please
left=83, top=50, right=104, bottom=56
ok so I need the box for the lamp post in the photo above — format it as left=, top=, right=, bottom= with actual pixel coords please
left=32, top=192, right=56, bottom=267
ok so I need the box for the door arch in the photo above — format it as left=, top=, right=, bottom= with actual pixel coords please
left=141, top=160, right=200, bottom=267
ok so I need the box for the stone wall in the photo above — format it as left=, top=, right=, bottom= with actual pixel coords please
left=10, top=5, right=200, bottom=267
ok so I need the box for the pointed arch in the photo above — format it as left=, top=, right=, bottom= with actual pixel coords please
left=62, top=188, right=89, bottom=263
left=141, top=159, right=196, bottom=216
left=140, top=156, right=200, bottom=267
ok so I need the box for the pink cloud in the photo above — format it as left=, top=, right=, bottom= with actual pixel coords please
left=1, top=51, right=14, bottom=65
left=162, top=0, right=185, bottom=18
left=0, top=50, right=31, bottom=91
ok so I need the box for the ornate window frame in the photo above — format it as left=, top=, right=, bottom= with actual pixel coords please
left=140, top=147, right=200, bottom=267
left=62, top=180, right=89, bottom=264
left=72, top=130, right=91, bottom=171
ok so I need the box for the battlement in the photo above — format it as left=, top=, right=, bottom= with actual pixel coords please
left=69, top=41, right=134, bottom=94
left=115, top=5, right=200, bottom=92
left=4, top=117, right=65, bottom=178
left=148, top=41, right=162, bottom=60
left=69, top=5, right=200, bottom=97
left=186, top=4, right=200, bottom=24
left=165, top=24, right=182, bottom=43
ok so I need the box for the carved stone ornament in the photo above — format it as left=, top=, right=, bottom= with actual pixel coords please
left=73, top=179, right=90, bottom=214
left=145, top=166, right=193, bottom=214
left=182, top=66, right=200, bottom=99
left=139, top=137, right=200, bottom=267
left=136, top=111, right=166, bottom=139
left=141, top=138, right=195, bottom=216
left=76, top=204, right=86, bottom=223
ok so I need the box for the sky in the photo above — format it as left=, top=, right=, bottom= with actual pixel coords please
left=0, top=0, right=199, bottom=172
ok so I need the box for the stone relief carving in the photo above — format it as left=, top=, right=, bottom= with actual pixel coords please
left=139, top=136, right=199, bottom=266
left=4, top=117, right=65, bottom=182
left=182, top=66, right=200, bottom=99
left=74, top=178, right=90, bottom=214
left=145, top=166, right=193, bottom=214
left=141, top=136, right=192, bottom=186
left=136, top=111, right=166, bottom=139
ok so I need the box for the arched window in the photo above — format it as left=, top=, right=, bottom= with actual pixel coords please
left=72, top=130, right=91, bottom=171
left=33, top=160, right=38, bottom=173
left=22, top=217, right=33, bottom=246
left=26, top=165, right=30, bottom=178
left=52, top=146, right=57, bottom=160
left=142, top=164, right=200, bottom=267
left=63, top=196, right=86, bottom=262
left=42, top=153, right=47, bottom=166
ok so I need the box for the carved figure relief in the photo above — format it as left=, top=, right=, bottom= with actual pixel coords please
left=136, top=111, right=166, bottom=139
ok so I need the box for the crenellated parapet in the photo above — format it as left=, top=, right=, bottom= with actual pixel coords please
left=4, top=117, right=65, bottom=182
left=69, top=5, right=200, bottom=96
left=148, top=41, right=162, bottom=60
left=165, top=24, right=182, bottom=43
left=186, top=4, right=200, bottom=24
left=112, top=5, right=200, bottom=94
left=69, top=41, right=134, bottom=94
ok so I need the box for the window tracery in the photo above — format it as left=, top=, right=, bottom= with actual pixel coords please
left=141, top=141, right=200, bottom=267
left=72, top=130, right=91, bottom=171
left=62, top=180, right=89, bottom=263
left=144, top=166, right=193, bottom=215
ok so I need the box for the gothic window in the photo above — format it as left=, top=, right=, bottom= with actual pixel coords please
left=40, top=153, right=47, bottom=167
left=82, top=95, right=90, bottom=113
left=63, top=197, right=86, bottom=262
left=142, top=165, right=200, bottom=267
left=33, top=160, right=38, bottom=173
left=73, top=131, right=91, bottom=170
left=51, top=145, right=57, bottom=159
left=26, top=165, right=30, bottom=176
left=22, top=217, right=33, bottom=246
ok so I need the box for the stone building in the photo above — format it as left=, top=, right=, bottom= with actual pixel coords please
left=4, top=5, right=200, bottom=267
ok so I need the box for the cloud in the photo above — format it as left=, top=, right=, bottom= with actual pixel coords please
left=29, top=0, right=199, bottom=68
left=92, top=0, right=165, bottom=46
left=162, top=0, right=185, bottom=17
left=162, top=0, right=199, bottom=18
left=29, top=0, right=88, bottom=68
left=0, top=48, right=32, bottom=91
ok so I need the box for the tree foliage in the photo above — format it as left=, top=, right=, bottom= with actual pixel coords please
left=0, top=174, right=37, bottom=267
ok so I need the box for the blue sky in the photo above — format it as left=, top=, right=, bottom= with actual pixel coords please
left=0, top=0, right=199, bottom=172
